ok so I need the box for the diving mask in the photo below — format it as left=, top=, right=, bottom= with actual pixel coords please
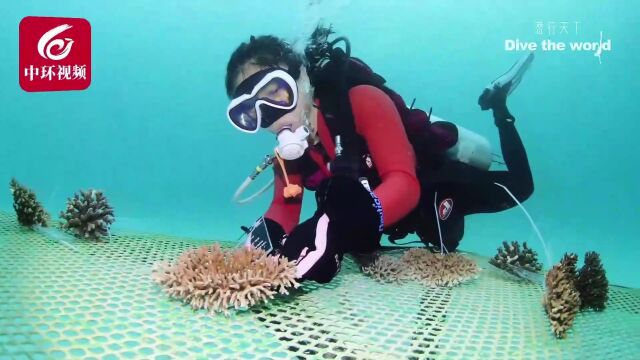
left=227, top=68, right=298, bottom=133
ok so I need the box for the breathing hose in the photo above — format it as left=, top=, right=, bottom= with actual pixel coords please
left=232, top=155, right=275, bottom=204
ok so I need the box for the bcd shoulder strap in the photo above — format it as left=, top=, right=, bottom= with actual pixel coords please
left=313, top=49, right=371, bottom=162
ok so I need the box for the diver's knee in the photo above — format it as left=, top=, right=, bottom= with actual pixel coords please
left=495, top=179, right=533, bottom=209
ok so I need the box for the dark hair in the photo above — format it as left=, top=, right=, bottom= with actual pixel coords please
left=225, top=35, right=304, bottom=97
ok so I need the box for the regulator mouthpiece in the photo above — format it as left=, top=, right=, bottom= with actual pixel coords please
left=276, top=126, right=310, bottom=160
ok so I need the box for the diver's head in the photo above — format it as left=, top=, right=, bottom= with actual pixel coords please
left=225, top=35, right=314, bottom=136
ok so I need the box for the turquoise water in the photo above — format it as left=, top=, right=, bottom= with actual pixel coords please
left=1, top=0, right=638, bottom=289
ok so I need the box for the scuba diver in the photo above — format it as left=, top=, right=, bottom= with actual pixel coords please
left=225, top=26, right=535, bottom=283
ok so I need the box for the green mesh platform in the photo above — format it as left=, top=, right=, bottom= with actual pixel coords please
left=0, top=210, right=639, bottom=359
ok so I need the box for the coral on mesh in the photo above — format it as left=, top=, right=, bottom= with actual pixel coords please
left=59, top=189, right=114, bottom=241
left=362, top=248, right=479, bottom=287
left=576, top=251, right=609, bottom=311
left=152, top=244, right=300, bottom=315
left=543, top=253, right=581, bottom=339
left=559, top=252, right=579, bottom=284
left=403, top=248, right=480, bottom=287
left=362, top=255, right=407, bottom=283
left=489, top=240, right=542, bottom=276
left=351, top=251, right=382, bottom=270
left=9, top=178, right=50, bottom=227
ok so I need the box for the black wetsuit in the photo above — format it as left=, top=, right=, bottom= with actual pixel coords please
left=411, top=115, right=534, bottom=252
left=245, top=89, right=533, bottom=282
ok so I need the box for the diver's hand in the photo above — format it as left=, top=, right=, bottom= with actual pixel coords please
left=280, top=176, right=384, bottom=283
left=315, top=176, right=383, bottom=251
left=279, top=211, right=342, bottom=283
left=386, top=207, right=419, bottom=243
left=244, top=217, right=286, bottom=255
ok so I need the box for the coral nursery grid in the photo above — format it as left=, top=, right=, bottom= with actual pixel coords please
left=0, top=211, right=639, bottom=360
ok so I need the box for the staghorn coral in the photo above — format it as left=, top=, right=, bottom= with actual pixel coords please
left=362, top=248, right=480, bottom=287
left=9, top=178, right=50, bottom=227
left=362, top=255, right=407, bottom=283
left=576, top=251, right=609, bottom=311
left=152, top=244, right=300, bottom=315
left=59, top=189, right=114, bottom=241
left=543, top=253, right=581, bottom=338
left=559, top=253, right=579, bottom=284
left=402, top=249, right=480, bottom=287
left=489, top=241, right=542, bottom=276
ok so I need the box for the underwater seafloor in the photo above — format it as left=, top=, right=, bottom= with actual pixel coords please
left=0, top=210, right=638, bottom=360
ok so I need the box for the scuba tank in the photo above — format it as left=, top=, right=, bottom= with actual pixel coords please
left=445, top=124, right=492, bottom=171
left=428, top=115, right=493, bottom=171
left=306, top=25, right=494, bottom=173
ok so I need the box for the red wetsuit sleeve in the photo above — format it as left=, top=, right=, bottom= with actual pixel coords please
left=349, top=85, right=421, bottom=227
left=264, top=161, right=304, bottom=234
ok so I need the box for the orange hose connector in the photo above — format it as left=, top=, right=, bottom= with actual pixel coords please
left=274, top=148, right=303, bottom=199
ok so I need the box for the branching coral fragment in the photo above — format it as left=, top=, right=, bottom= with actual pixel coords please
left=490, top=241, right=542, bottom=276
left=559, top=253, right=578, bottom=283
left=362, top=248, right=480, bottom=287
left=543, top=253, right=581, bottom=338
left=9, top=178, right=50, bottom=227
left=152, top=244, right=300, bottom=315
left=59, top=189, right=114, bottom=241
left=402, top=249, right=480, bottom=287
left=576, top=251, right=609, bottom=311
left=361, top=255, right=406, bottom=283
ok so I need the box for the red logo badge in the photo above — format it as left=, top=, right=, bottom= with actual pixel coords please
left=438, top=198, right=453, bottom=220
left=19, top=16, right=91, bottom=92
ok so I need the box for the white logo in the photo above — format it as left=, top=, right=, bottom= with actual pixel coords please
left=364, top=154, right=373, bottom=168
left=37, top=24, right=74, bottom=61
left=439, top=198, right=453, bottom=220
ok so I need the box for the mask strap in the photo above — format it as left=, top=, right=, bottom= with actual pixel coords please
left=274, top=148, right=303, bottom=199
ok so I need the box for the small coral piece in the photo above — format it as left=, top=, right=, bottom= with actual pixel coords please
left=362, top=255, right=407, bottom=283
left=59, top=189, right=114, bottom=241
left=362, top=248, right=480, bottom=287
left=559, top=252, right=579, bottom=283
left=489, top=241, right=542, bottom=276
left=9, top=178, right=50, bottom=227
left=152, top=244, right=300, bottom=315
left=403, top=249, right=480, bottom=287
left=576, top=251, right=609, bottom=311
left=543, top=253, right=581, bottom=338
